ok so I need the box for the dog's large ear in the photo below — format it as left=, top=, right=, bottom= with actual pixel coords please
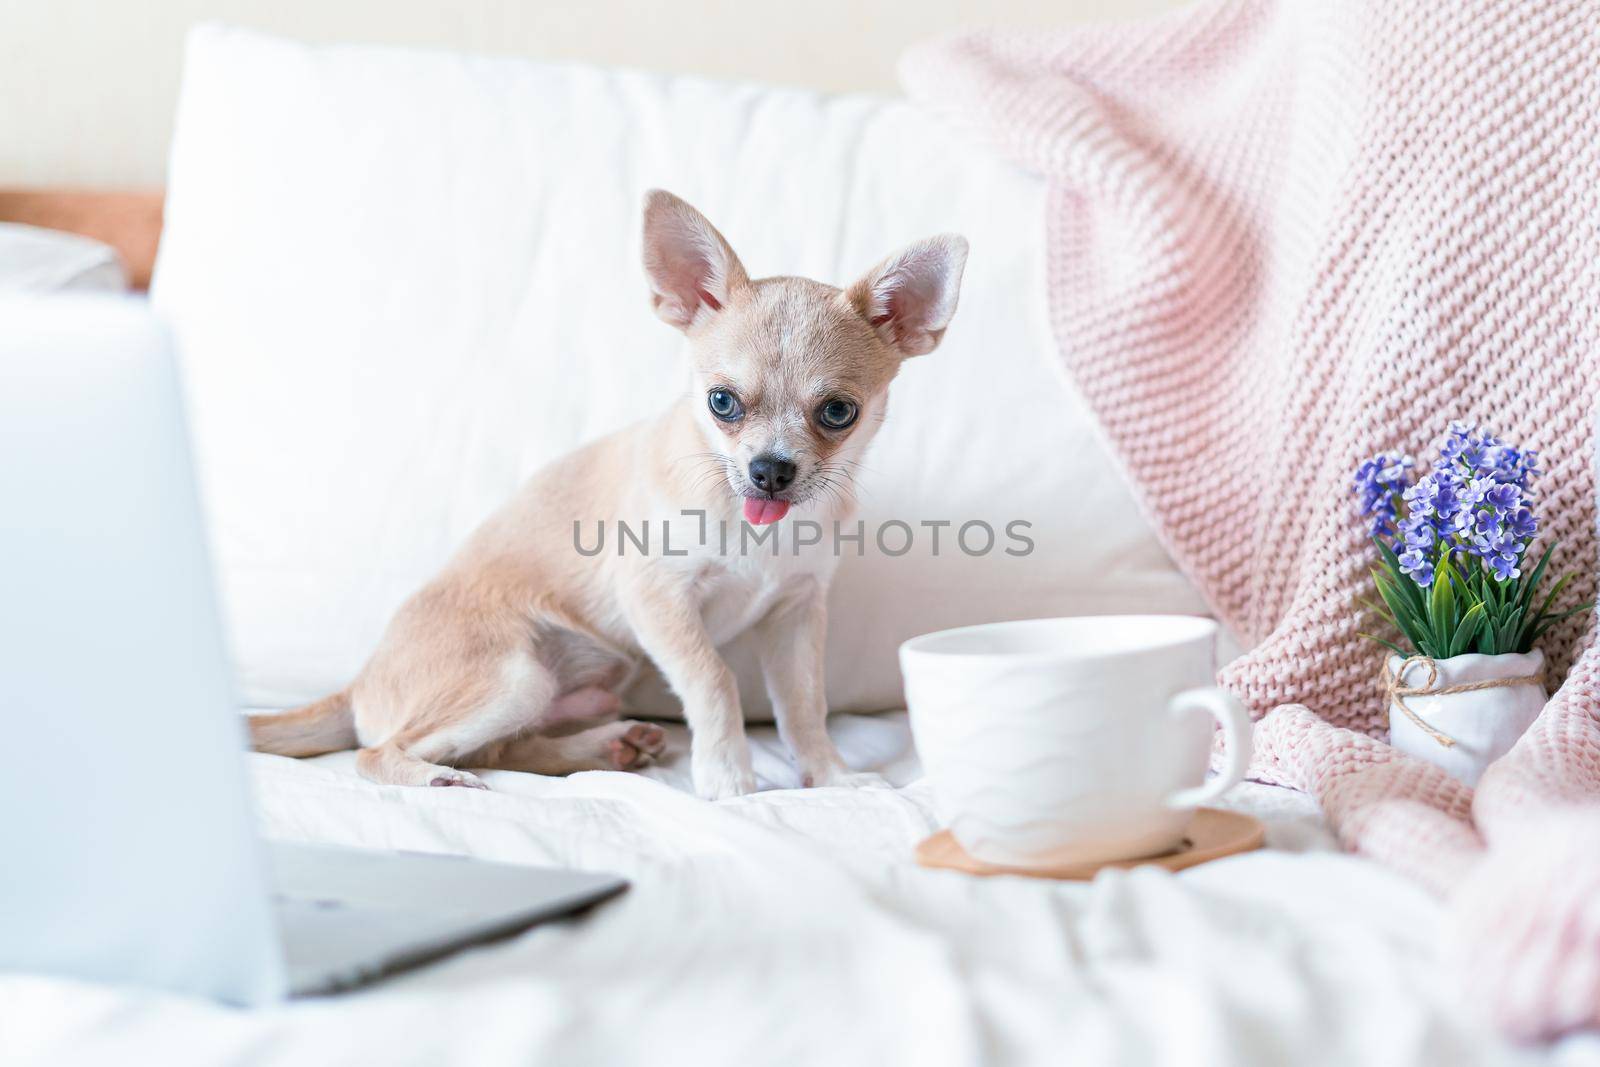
left=846, top=235, right=968, bottom=357
left=641, top=190, right=751, bottom=332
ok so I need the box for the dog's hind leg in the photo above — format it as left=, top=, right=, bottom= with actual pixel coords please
left=355, top=736, right=489, bottom=789
left=473, top=719, right=667, bottom=775
left=536, top=684, right=624, bottom=734
left=353, top=650, right=560, bottom=790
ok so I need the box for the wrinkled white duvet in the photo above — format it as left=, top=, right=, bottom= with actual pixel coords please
left=6, top=714, right=1597, bottom=1067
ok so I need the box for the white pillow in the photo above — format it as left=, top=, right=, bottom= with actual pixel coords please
left=0, top=223, right=126, bottom=292
left=154, top=25, right=1208, bottom=715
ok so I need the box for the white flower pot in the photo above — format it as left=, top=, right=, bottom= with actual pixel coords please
left=1386, top=650, right=1547, bottom=787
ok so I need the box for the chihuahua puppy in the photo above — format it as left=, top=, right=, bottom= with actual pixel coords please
left=250, top=191, right=966, bottom=798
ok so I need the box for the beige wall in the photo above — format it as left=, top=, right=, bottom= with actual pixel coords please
left=0, top=0, right=1184, bottom=187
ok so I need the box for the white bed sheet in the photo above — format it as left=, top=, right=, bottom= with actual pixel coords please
left=5, top=713, right=1598, bottom=1067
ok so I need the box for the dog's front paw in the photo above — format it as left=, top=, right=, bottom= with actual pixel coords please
left=692, top=748, right=756, bottom=800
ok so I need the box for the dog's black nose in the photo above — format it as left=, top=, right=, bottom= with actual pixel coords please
left=748, top=455, right=796, bottom=494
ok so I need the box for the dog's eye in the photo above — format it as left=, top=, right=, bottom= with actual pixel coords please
left=817, top=398, right=859, bottom=430
left=707, top=389, right=743, bottom=421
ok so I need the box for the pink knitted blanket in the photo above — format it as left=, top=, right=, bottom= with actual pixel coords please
left=903, top=0, right=1600, bottom=1039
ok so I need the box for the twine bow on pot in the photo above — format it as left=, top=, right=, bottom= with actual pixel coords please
left=1380, top=655, right=1546, bottom=749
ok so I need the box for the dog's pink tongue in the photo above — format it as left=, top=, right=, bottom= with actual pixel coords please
left=743, top=498, right=791, bottom=525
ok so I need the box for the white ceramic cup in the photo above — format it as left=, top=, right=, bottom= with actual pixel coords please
left=900, top=615, right=1252, bottom=868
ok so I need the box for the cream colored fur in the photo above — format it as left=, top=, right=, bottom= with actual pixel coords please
left=248, top=190, right=967, bottom=799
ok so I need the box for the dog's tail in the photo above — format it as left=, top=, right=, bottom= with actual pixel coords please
left=247, top=690, right=356, bottom=757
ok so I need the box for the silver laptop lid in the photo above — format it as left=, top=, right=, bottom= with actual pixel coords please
left=0, top=295, right=287, bottom=1003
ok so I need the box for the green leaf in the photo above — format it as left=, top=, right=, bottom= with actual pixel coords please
left=1357, top=595, right=1397, bottom=626
left=1534, top=571, right=1574, bottom=622
left=1518, top=571, right=1575, bottom=651
left=1373, top=570, right=1429, bottom=655
left=1373, top=537, right=1403, bottom=570
left=1429, top=556, right=1456, bottom=654
left=1527, top=602, right=1595, bottom=646
left=1484, top=566, right=1507, bottom=616
left=1374, top=539, right=1426, bottom=615
left=1475, top=619, right=1497, bottom=655
left=1448, top=602, right=1486, bottom=657
left=1495, top=613, right=1517, bottom=653
left=1360, top=632, right=1409, bottom=657
left=1477, top=573, right=1495, bottom=615
left=1518, top=543, right=1556, bottom=615
left=1382, top=571, right=1428, bottom=627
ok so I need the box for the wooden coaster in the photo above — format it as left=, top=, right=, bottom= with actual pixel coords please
left=914, top=808, right=1265, bottom=880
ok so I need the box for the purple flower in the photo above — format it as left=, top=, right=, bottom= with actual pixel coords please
left=1483, top=483, right=1521, bottom=512
left=1352, top=451, right=1413, bottom=542
left=1357, top=423, right=1579, bottom=660
left=1487, top=552, right=1521, bottom=581
left=1442, top=421, right=1541, bottom=490
left=1405, top=470, right=1464, bottom=528
left=1439, top=421, right=1477, bottom=463
left=1472, top=529, right=1519, bottom=559
left=1467, top=504, right=1529, bottom=561
left=1506, top=507, right=1537, bottom=541
left=1483, top=444, right=1541, bottom=489
left=1461, top=476, right=1495, bottom=507
left=1355, top=423, right=1544, bottom=592
left=1440, top=421, right=1497, bottom=470
left=1516, top=449, right=1541, bottom=485
left=1401, top=517, right=1437, bottom=551
left=1398, top=547, right=1436, bottom=587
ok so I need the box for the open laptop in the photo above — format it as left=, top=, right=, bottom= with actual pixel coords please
left=0, top=295, right=625, bottom=1004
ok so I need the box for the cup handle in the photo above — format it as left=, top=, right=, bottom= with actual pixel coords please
left=1164, top=686, right=1253, bottom=810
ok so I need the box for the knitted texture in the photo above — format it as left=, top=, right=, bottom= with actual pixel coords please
left=903, top=0, right=1600, bottom=1038
left=1249, top=705, right=1483, bottom=896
